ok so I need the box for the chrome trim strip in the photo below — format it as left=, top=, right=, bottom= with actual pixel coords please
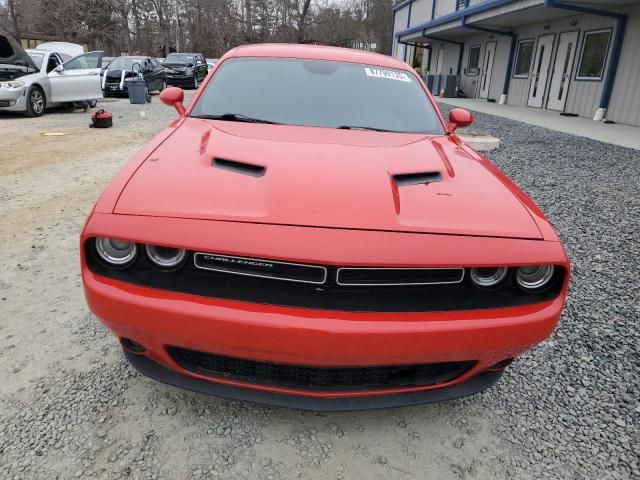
left=193, top=253, right=328, bottom=285
left=336, top=267, right=466, bottom=286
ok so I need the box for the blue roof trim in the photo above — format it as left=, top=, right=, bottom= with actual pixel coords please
left=395, top=0, right=516, bottom=37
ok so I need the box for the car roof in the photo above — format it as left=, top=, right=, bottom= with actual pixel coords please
left=226, top=44, right=407, bottom=70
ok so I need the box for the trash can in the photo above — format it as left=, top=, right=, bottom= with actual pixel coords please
left=127, top=78, right=149, bottom=104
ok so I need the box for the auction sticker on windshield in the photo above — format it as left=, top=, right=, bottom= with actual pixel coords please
left=364, top=67, right=411, bottom=82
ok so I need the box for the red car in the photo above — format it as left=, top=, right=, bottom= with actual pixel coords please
left=81, top=44, right=570, bottom=410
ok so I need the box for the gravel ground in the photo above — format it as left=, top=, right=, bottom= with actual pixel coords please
left=1, top=95, right=638, bottom=480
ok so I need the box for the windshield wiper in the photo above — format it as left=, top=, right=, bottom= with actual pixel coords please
left=192, top=113, right=282, bottom=125
left=336, top=125, right=396, bottom=132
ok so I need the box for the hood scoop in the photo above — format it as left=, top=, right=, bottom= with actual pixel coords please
left=213, top=158, right=266, bottom=177
left=393, top=171, right=442, bottom=186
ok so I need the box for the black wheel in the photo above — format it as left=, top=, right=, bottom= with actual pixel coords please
left=145, top=85, right=151, bottom=103
left=24, top=86, right=45, bottom=117
left=159, top=79, right=167, bottom=92
left=193, top=75, right=199, bottom=89
left=88, top=100, right=98, bottom=108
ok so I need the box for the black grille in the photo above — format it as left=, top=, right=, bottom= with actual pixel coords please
left=0, top=100, right=11, bottom=107
left=337, top=267, right=463, bottom=285
left=194, top=252, right=326, bottom=284
left=168, top=347, right=475, bottom=391
left=85, top=242, right=566, bottom=312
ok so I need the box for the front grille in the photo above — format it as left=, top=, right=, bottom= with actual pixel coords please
left=86, top=243, right=566, bottom=312
left=168, top=347, right=475, bottom=391
left=337, top=267, right=464, bottom=286
left=194, top=252, right=326, bottom=284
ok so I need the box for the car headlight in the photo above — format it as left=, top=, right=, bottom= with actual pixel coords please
left=145, top=244, right=187, bottom=269
left=469, top=267, right=508, bottom=288
left=0, top=80, right=25, bottom=89
left=95, top=238, right=137, bottom=267
left=516, top=265, right=555, bottom=291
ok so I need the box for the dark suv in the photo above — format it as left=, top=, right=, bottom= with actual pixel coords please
left=162, top=53, right=208, bottom=89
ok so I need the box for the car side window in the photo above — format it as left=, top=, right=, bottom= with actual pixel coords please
left=46, top=54, right=60, bottom=73
left=64, top=52, right=102, bottom=70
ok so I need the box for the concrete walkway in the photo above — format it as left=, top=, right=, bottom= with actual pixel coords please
left=437, top=98, right=640, bottom=150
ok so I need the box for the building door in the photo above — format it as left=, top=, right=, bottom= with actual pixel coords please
left=479, top=41, right=496, bottom=99
left=436, top=48, right=444, bottom=74
left=528, top=34, right=554, bottom=108
left=547, top=31, right=579, bottom=111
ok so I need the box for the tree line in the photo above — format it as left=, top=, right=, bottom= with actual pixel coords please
left=0, top=0, right=392, bottom=58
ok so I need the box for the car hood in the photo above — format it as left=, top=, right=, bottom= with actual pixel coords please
left=0, top=32, right=39, bottom=76
left=114, top=119, right=542, bottom=239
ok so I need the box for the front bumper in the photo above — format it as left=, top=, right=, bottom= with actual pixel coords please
left=166, top=74, right=195, bottom=86
left=103, top=83, right=128, bottom=95
left=82, top=213, right=569, bottom=408
left=125, top=350, right=504, bottom=410
left=0, top=86, right=27, bottom=112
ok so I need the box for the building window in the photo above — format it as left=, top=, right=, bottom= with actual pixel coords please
left=466, top=45, right=480, bottom=75
left=513, top=39, right=534, bottom=78
left=577, top=29, right=611, bottom=81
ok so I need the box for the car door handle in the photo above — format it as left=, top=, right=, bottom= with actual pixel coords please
left=89, top=71, right=99, bottom=75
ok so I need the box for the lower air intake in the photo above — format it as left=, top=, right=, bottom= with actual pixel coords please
left=168, top=347, right=475, bottom=392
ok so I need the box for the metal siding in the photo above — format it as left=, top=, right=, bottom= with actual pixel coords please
left=410, top=0, right=434, bottom=27
left=607, top=5, right=640, bottom=126
left=436, top=0, right=457, bottom=18
left=564, top=15, right=616, bottom=118
left=393, top=7, right=410, bottom=60
left=488, top=36, right=511, bottom=100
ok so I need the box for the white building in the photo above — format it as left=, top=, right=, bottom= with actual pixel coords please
left=392, top=0, right=640, bottom=126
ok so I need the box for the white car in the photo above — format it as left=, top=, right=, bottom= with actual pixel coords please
left=0, top=32, right=103, bottom=117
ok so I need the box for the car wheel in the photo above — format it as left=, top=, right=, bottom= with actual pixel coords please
left=159, top=80, right=167, bottom=92
left=193, top=76, right=199, bottom=89
left=145, top=85, right=151, bottom=103
left=88, top=100, right=98, bottom=108
left=25, top=86, right=45, bottom=117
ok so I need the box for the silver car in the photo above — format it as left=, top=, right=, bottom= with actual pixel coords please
left=0, top=32, right=103, bottom=117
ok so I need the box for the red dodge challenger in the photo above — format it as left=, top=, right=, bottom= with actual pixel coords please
left=81, top=44, right=570, bottom=410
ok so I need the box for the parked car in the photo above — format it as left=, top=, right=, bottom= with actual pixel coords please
left=162, top=52, right=208, bottom=88
left=81, top=44, right=570, bottom=411
left=0, top=32, right=103, bottom=117
left=101, top=56, right=166, bottom=97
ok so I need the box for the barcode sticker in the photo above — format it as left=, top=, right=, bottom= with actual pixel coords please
left=364, top=67, right=411, bottom=82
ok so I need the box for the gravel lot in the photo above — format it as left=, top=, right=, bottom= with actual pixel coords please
left=1, top=95, right=638, bottom=480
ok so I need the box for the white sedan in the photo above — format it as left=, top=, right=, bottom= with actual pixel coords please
left=0, top=32, right=103, bottom=117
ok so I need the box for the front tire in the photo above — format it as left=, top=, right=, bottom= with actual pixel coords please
left=24, top=86, right=45, bottom=117
left=193, top=76, right=199, bottom=89
left=159, top=80, right=167, bottom=93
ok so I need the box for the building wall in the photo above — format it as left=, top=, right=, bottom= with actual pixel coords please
left=607, top=5, right=640, bottom=126
left=393, top=6, right=411, bottom=60
left=506, top=13, right=616, bottom=119
left=410, top=0, right=434, bottom=27
left=435, top=0, right=457, bottom=18
left=392, top=1, right=640, bottom=125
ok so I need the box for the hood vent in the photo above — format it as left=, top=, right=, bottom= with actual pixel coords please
left=212, top=158, right=266, bottom=177
left=393, top=171, right=442, bottom=186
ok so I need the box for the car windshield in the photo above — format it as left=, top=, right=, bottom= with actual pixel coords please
left=107, top=57, right=145, bottom=71
left=27, top=52, right=45, bottom=70
left=190, top=58, right=444, bottom=134
left=165, top=54, right=194, bottom=64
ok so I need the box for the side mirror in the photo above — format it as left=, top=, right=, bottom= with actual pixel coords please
left=55, top=64, right=64, bottom=73
left=447, top=108, right=474, bottom=132
left=160, top=87, right=186, bottom=116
